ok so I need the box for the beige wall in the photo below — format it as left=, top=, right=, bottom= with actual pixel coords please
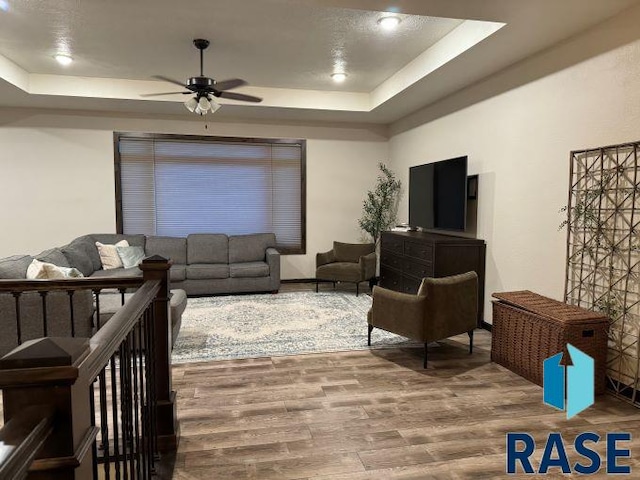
left=389, top=37, right=640, bottom=322
left=0, top=111, right=388, bottom=279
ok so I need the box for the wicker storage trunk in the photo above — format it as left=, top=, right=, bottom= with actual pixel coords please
left=491, top=291, right=609, bottom=394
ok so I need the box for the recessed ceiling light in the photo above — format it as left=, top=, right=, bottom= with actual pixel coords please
left=331, top=72, right=347, bottom=83
left=54, top=54, right=73, bottom=66
left=378, top=15, right=401, bottom=31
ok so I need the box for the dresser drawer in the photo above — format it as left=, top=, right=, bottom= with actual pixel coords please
left=404, top=241, right=433, bottom=261
left=402, top=275, right=421, bottom=294
left=380, top=250, right=403, bottom=271
left=381, top=234, right=403, bottom=255
left=403, top=259, right=433, bottom=279
left=379, top=266, right=402, bottom=291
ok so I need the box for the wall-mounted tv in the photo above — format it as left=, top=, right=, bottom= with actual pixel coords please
left=409, top=156, right=468, bottom=231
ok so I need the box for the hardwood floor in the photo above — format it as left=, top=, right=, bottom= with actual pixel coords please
left=170, top=329, right=640, bottom=479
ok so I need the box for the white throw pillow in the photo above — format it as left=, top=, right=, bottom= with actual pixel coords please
left=26, top=259, right=84, bottom=279
left=96, top=240, right=129, bottom=270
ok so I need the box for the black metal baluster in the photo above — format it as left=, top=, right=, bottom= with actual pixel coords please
left=95, top=289, right=102, bottom=330
left=137, top=319, right=149, bottom=480
left=12, top=292, right=22, bottom=345
left=119, top=341, right=130, bottom=480
left=130, top=327, right=142, bottom=479
left=68, top=290, right=76, bottom=337
left=126, top=332, right=136, bottom=479
left=39, top=291, right=48, bottom=336
left=120, top=287, right=127, bottom=306
left=90, top=379, right=99, bottom=480
left=99, top=367, right=111, bottom=480
left=110, top=355, right=122, bottom=479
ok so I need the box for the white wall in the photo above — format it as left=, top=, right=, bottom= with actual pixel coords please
left=389, top=37, right=640, bottom=322
left=0, top=111, right=388, bottom=279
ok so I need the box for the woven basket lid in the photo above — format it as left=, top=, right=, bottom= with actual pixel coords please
left=492, top=290, right=609, bottom=324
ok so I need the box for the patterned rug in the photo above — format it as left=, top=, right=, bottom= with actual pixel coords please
left=171, top=291, right=417, bottom=363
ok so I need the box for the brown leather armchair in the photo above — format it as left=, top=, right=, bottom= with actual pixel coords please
left=316, top=241, right=376, bottom=296
left=367, top=271, right=478, bottom=367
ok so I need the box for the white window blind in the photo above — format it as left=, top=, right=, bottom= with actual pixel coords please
left=116, top=135, right=305, bottom=253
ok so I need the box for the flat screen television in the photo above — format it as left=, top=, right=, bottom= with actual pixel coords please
left=409, top=156, right=468, bottom=231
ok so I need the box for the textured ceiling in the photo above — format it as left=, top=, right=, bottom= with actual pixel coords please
left=0, top=0, right=639, bottom=125
left=0, top=0, right=462, bottom=92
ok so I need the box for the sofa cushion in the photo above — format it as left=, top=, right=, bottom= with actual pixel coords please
left=187, top=264, right=229, bottom=280
left=35, top=248, right=70, bottom=268
left=146, top=236, right=187, bottom=264
left=91, top=234, right=146, bottom=249
left=61, top=236, right=97, bottom=277
left=316, top=262, right=361, bottom=282
left=228, top=233, right=276, bottom=263
left=230, top=262, right=270, bottom=278
left=333, top=242, right=375, bottom=263
left=170, top=265, right=186, bottom=282
left=90, top=267, right=142, bottom=279
left=187, top=234, right=228, bottom=264
left=0, top=255, right=34, bottom=279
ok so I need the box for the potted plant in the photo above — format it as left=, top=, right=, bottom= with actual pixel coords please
left=358, top=163, right=402, bottom=247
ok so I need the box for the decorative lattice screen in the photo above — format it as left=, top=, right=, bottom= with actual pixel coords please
left=564, top=141, right=640, bottom=406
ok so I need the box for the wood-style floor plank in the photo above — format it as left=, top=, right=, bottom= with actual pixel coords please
left=171, top=327, right=640, bottom=479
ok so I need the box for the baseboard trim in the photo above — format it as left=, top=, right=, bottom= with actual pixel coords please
left=282, top=278, right=317, bottom=284
left=481, top=321, right=492, bottom=332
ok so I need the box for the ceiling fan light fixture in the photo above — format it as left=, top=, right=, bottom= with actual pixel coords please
left=378, top=15, right=401, bottom=30
left=210, top=98, right=221, bottom=113
left=184, top=97, right=198, bottom=113
left=54, top=54, right=73, bottom=66
left=198, top=96, right=211, bottom=113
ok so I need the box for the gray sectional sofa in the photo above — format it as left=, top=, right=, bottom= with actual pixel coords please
left=0, top=232, right=280, bottom=356
left=54, top=232, right=280, bottom=295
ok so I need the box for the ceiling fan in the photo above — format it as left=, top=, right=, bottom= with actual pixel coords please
left=143, top=38, right=262, bottom=114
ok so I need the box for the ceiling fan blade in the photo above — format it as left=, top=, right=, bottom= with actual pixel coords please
left=218, top=91, right=263, bottom=103
left=214, top=78, right=248, bottom=91
left=140, top=91, right=190, bottom=97
left=152, top=75, right=186, bottom=87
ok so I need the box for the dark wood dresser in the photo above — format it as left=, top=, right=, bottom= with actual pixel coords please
left=379, top=231, right=486, bottom=324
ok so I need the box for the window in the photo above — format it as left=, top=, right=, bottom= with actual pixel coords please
left=115, top=133, right=306, bottom=254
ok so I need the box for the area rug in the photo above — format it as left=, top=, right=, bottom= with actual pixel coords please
left=171, top=291, right=417, bottom=363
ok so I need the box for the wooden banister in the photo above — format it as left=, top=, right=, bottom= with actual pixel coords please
left=0, top=405, right=55, bottom=480
left=83, top=279, right=160, bottom=381
left=0, top=277, right=144, bottom=293
left=0, top=256, right=179, bottom=479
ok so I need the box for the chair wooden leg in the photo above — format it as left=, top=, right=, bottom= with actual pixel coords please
left=424, top=343, right=428, bottom=368
left=316, top=280, right=319, bottom=293
left=368, top=324, right=373, bottom=346
left=333, top=281, right=336, bottom=290
left=468, top=329, right=474, bottom=354
left=356, top=282, right=359, bottom=296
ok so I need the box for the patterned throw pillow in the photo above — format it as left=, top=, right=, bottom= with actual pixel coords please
left=95, top=240, right=129, bottom=270
left=116, top=245, right=146, bottom=269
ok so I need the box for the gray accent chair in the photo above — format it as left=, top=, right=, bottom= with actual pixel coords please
left=367, top=271, right=478, bottom=368
left=315, top=241, right=376, bottom=296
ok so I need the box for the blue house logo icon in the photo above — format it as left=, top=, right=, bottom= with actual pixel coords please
left=543, top=344, right=594, bottom=419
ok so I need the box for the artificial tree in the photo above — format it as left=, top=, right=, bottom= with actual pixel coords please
left=359, top=163, right=402, bottom=247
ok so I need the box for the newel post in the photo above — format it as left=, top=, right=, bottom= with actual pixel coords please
left=0, top=337, right=96, bottom=479
left=138, top=255, right=180, bottom=452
